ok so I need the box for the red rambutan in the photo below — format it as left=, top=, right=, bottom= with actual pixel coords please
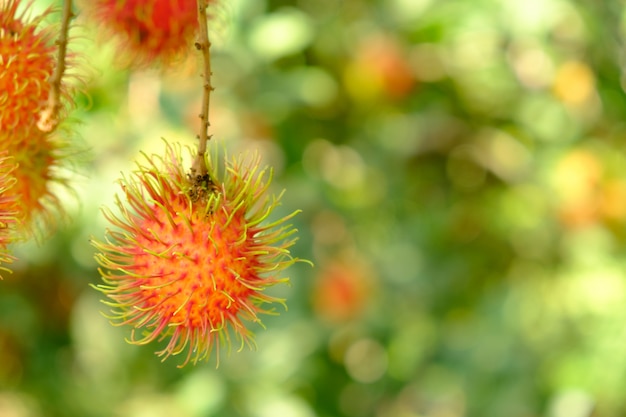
left=85, top=0, right=206, bottom=68
left=312, top=257, right=375, bottom=324
left=0, top=126, right=70, bottom=232
left=0, top=0, right=79, bottom=235
left=0, top=0, right=56, bottom=132
left=92, top=143, right=304, bottom=366
left=0, top=152, right=19, bottom=275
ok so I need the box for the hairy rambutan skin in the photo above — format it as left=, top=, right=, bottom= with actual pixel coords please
left=86, top=0, right=206, bottom=68
left=1, top=126, right=69, bottom=232
left=0, top=126, right=78, bottom=239
left=0, top=1, right=81, bottom=235
left=92, top=143, right=303, bottom=366
left=0, top=152, right=20, bottom=276
left=0, top=0, right=56, bottom=132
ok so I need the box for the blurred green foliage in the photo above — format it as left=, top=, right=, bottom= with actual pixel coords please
left=3, top=0, right=626, bottom=416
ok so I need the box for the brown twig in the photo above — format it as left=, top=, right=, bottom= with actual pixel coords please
left=191, top=0, right=213, bottom=177
left=37, top=0, right=73, bottom=133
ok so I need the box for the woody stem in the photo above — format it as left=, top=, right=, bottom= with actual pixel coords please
left=192, top=0, right=213, bottom=177
left=37, top=0, right=73, bottom=133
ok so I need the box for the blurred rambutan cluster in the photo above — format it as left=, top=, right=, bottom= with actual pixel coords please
left=0, top=0, right=306, bottom=367
left=0, top=0, right=79, bottom=271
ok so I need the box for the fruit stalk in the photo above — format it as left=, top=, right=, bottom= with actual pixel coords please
left=192, top=0, right=213, bottom=177
left=38, top=0, right=73, bottom=133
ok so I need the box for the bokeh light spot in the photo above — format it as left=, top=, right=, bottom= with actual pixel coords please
left=249, top=8, right=314, bottom=60
left=344, top=338, right=388, bottom=383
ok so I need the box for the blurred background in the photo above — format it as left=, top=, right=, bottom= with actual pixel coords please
left=3, top=0, right=626, bottom=415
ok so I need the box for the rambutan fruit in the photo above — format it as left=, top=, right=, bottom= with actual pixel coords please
left=0, top=0, right=56, bottom=132
left=312, top=256, right=375, bottom=324
left=0, top=0, right=80, bottom=235
left=0, top=126, right=70, bottom=233
left=92, top=142, right=305, bottom=366
left=0, top=152, right=19, bottom=275
left=84, top=0, right=209, bottom=68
